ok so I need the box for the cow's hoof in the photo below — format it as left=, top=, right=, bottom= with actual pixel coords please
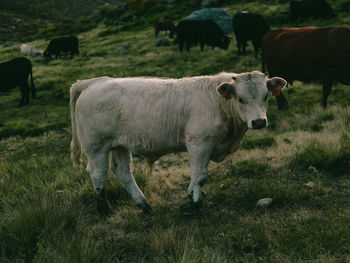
left=188, top=190, right=207, bottom=201
left=97, top=190, right=111, bottom=217
left=138, top=201, right=152, bottom=214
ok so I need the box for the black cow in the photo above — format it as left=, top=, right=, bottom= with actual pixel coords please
left=290, top=0, right=336, bottom=23
left=44, top=36, right=79, bottom=59
left=176, top=19, right=230, bottom=52
left=0, top=57, right=36, bottom=106
left=232, top=11, right=270, bottom=57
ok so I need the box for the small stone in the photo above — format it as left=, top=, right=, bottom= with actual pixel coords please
left=256, top=198, right=273, bottom=208
left=305, top=181, right=315, bottom=188
left=154, top=38, right=170, bottom=47
left=2, top=41, right=15, bottom=48
left=137, top=42, right=146, bottom=47
left=117, top=44, right=131, bottom=53
left=132, top=157, right=141, bottom=162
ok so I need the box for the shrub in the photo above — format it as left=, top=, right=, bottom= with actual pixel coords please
left=100, top=5, right=124, bottom=19
left=336, top=0, right=350, bottom=13
left=126, top=0, right=162, bottom=16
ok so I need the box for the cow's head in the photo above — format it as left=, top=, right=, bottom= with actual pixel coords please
left=44, top=50, right=50, bottom=58
left=217, top=71, right=287, bottom=129
left=219, top=35, right=231, bottom=50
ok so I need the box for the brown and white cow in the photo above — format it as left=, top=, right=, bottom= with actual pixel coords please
left=70, top=72, right=286, bottom=215
left=262, top=26, right=350, bottom=109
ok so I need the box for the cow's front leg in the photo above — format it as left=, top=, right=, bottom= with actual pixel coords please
left=187, top=143, right=212, bottom=204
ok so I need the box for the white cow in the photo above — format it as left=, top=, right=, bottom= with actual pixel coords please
left=20, top=44, right=43, bottom=57
left=70, top=71, right=286, bottom=215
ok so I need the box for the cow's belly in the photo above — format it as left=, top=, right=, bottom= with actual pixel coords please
left=114, top=132, right=187, bottom=161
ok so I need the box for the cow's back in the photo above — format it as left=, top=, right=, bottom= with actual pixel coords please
left=233, top=12, right=269, bottom=40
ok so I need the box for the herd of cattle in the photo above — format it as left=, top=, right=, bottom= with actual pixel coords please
left=1, top=0, right=349, bottom=214
left=1, top=0, right=345, bottom=110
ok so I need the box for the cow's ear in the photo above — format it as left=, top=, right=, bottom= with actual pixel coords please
left=266, top=77, right=287, bottom=97
left=217, top=82, right=235, bottom=100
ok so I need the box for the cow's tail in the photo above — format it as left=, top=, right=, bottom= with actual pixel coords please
left=29, top=61, right=36, bottom=98
left=70, top=79, right=89, bottom=168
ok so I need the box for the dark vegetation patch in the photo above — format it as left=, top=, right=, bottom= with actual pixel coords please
left=278, top=215, right=350, bottom=259
left=291, top=135, right=350, bottom=177
left=241, top=135, right=276, bottom=150
left=0, top=121, right=67, bottom=139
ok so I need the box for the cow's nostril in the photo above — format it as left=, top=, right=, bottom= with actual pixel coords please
left=252, top=119, right=266, bottom=129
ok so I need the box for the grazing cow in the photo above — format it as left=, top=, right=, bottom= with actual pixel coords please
left=290, top=0, right=336, bottom=23
left=176, top=19, right=231, bottom=52
left=262, top=26, right=350, bottom=109
left=44, top=36, right=79, bottom=59
left=154, top=19, right=176, bottom=38
left=20, top=44, right=43, bottom=57
left=232, top=11, right=270, bottom=57
left=70, top=71, right=286, bottom=215
left=0, top=57, right=36, bottom=106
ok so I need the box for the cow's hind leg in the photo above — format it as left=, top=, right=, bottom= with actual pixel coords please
left=110, top=148, right=151, bottom=212
left=252, top=40, right=259, bottom=58
left=322, top=79, right=334, bottom=108
left=86, top=151, right=110, bottom=216
left=236, top=38, right=242, bottom=55
left=19, top=82, right=30, bottom=106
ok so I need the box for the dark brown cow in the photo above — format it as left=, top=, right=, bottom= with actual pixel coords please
left=154, top=19, right=175, bottom=38
left=262, top=26, right=350, bottom=109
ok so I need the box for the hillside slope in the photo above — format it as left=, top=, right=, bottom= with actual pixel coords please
left=0, top=0, right=125, bottom=41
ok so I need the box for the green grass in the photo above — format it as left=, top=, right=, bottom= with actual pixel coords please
left=1, top=0, right=350, bottom=262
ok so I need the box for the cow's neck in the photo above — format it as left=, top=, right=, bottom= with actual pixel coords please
left=220, top=100, right=248, bottom=153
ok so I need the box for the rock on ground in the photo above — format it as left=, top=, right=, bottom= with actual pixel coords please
left=256, top=198, right=273, bottom=208
left=154, top=38, right=170, bottom=47
left=185, top=8, right=233, bottom=33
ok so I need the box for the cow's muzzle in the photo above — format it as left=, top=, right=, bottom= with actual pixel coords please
left=252, top=119, right=266, bottom=129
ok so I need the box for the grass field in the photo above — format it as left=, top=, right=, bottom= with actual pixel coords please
left=1, top=0, right=350, bottom=262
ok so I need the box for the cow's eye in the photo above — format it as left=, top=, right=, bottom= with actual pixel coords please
left=238, top=98, right=245, bottom=104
